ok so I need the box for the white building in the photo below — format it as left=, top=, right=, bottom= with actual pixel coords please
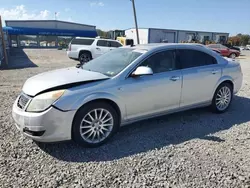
left=125, top=28, right=229, bottom=45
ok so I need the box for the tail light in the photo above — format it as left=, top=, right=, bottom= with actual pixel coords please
left=68, top=44, right=71, bottom=51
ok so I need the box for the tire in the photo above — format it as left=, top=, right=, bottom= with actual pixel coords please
left=211, top=83, right=233, bottom=113
left=72, top=101, right=119, bottom=147
left=79, top=52, right=92, bottom=64
left=229, top=53, right=236, bottom=59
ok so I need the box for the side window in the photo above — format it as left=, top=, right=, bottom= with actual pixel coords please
left=208, top=44, right=216, bottom=48
left=216, top=44, right=222, bottom=49
left=140, top=50, right=177, bottom=74
left=97, top=40, right=108, bottom=47
left=116, top=42, right=123, bottom=47
left=110, top=41, right=122, bottom=47
left=178, top=49, right=217, bottom=69
left=220, top=45, right=227, bottom=50
left=106, top=41, right=112, bottom=47
left=71, top=38, right=94, bottom=45
left=209, top=44, right=220, bottom=49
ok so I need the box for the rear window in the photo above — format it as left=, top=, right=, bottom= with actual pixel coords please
left=71, top=38, right=94, bottom=45
left=177, top=49, right=217, bottom=69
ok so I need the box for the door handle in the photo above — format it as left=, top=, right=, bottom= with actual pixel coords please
left=170, top=76, right=180, bottom=81
left=96, top=47, right=100, bottom=50
left=211, top=70, right=219, bottom=74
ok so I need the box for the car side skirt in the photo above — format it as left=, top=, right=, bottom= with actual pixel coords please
left=121, top=101, right=212, bottom=126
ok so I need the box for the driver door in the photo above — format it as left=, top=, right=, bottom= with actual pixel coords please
left=220, top=44, right=230, bottom=56
left=118, top=49, right=182, bottom=121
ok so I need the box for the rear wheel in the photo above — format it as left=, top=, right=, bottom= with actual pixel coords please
left=211, top=83, right=233, bottom=113
left=72, top=102, right=119, bottom=147
left=229, top=53, right=236, bottom=59
left=79, top=52, right=91, bottom=64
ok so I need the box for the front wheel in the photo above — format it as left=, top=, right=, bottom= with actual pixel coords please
left=211, top=83, right=233, bottom=113
left=72, top=102, right=119, bottom=147
left=229, top=53, right=236, bottom=59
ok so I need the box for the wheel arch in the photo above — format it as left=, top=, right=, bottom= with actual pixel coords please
left=72, top=92, right=125, bottom=124
left=78, top=50, right=92, bottom=59
left=228, top=52, right=237, bottom=58
left=213, top=76, right=234, bottom=97
left=71, top=96, right=124, bottom=140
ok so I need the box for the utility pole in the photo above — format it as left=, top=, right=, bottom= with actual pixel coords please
left=131, top=0, right=140, bottom=44
left=0, top=16, right=8, bottom=67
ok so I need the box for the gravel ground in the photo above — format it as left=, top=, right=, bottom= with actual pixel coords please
left=0, top=49, right=250, bottom=188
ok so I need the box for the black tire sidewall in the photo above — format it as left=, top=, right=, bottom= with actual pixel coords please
left=79, top=52, right=91, bottom=63
left=72, top=102, right=119, bottom=147
left=211, top=83, right=233, bottom=113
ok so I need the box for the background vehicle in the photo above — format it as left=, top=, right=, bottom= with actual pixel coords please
left=246, top=45, right=250, bottom=50
left=116, top=36, right=134, bottom=46
left=224, top=44, right=240, bottom=52
left=12, top=44, right=242, bottom=147
left=207, top=44, right=240, bottom=58
left=28, top=42, right=37, bottom=47
left=67, top=37, right=123, bottom=64
left=211, top=48, right=221, bottom=55
left=107, top=30, right=125, bottom=40
left=108, top=30, right=134, bottom=46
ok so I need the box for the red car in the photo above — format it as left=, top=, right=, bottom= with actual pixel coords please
left=207, top=44, right=240, bottom=59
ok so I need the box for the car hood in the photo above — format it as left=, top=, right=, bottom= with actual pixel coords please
left=22, top=67, right=109, bottom=96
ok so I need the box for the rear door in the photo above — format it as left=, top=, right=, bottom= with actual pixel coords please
left=93, top=40, right=111, bottom=58
left=177, top=49, right=221, bottom=107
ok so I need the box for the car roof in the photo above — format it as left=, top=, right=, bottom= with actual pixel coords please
left=123, top=43, right=207, bottom=51
left=74, top=37, right=119, bottom=42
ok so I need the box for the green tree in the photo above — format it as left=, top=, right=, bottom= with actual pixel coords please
left=240, top=34, right=250, bottom=46
left=228, top=36, right=241, bottom=46
left=96, top=29, right=109, bottom=38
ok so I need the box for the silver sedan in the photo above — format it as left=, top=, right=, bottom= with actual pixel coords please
left=12, top=44, right=243, bottom=147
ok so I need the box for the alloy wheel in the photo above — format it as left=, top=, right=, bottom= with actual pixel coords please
left=230, top=53, right=236, bottom=59
left=80, top=108, right=114, bottom=144
left=215, top=86, right=232, bottom=111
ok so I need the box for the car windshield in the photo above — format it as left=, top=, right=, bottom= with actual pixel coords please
left=81, top=48, right=144, bottom=77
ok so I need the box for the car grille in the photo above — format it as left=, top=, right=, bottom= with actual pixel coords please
left=17, top=94, right=30, bottom=109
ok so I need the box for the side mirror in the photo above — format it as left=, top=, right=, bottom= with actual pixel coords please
left=131, top=66, right=153, bottom=77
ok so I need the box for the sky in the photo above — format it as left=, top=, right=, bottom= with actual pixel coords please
left=0, top=0, right=249, bottom=36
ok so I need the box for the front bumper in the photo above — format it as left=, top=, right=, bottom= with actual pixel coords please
left=12, top=99, right=76, bottom=142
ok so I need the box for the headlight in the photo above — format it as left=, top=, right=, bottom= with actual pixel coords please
left=26, top=90, right=65, bottom=112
